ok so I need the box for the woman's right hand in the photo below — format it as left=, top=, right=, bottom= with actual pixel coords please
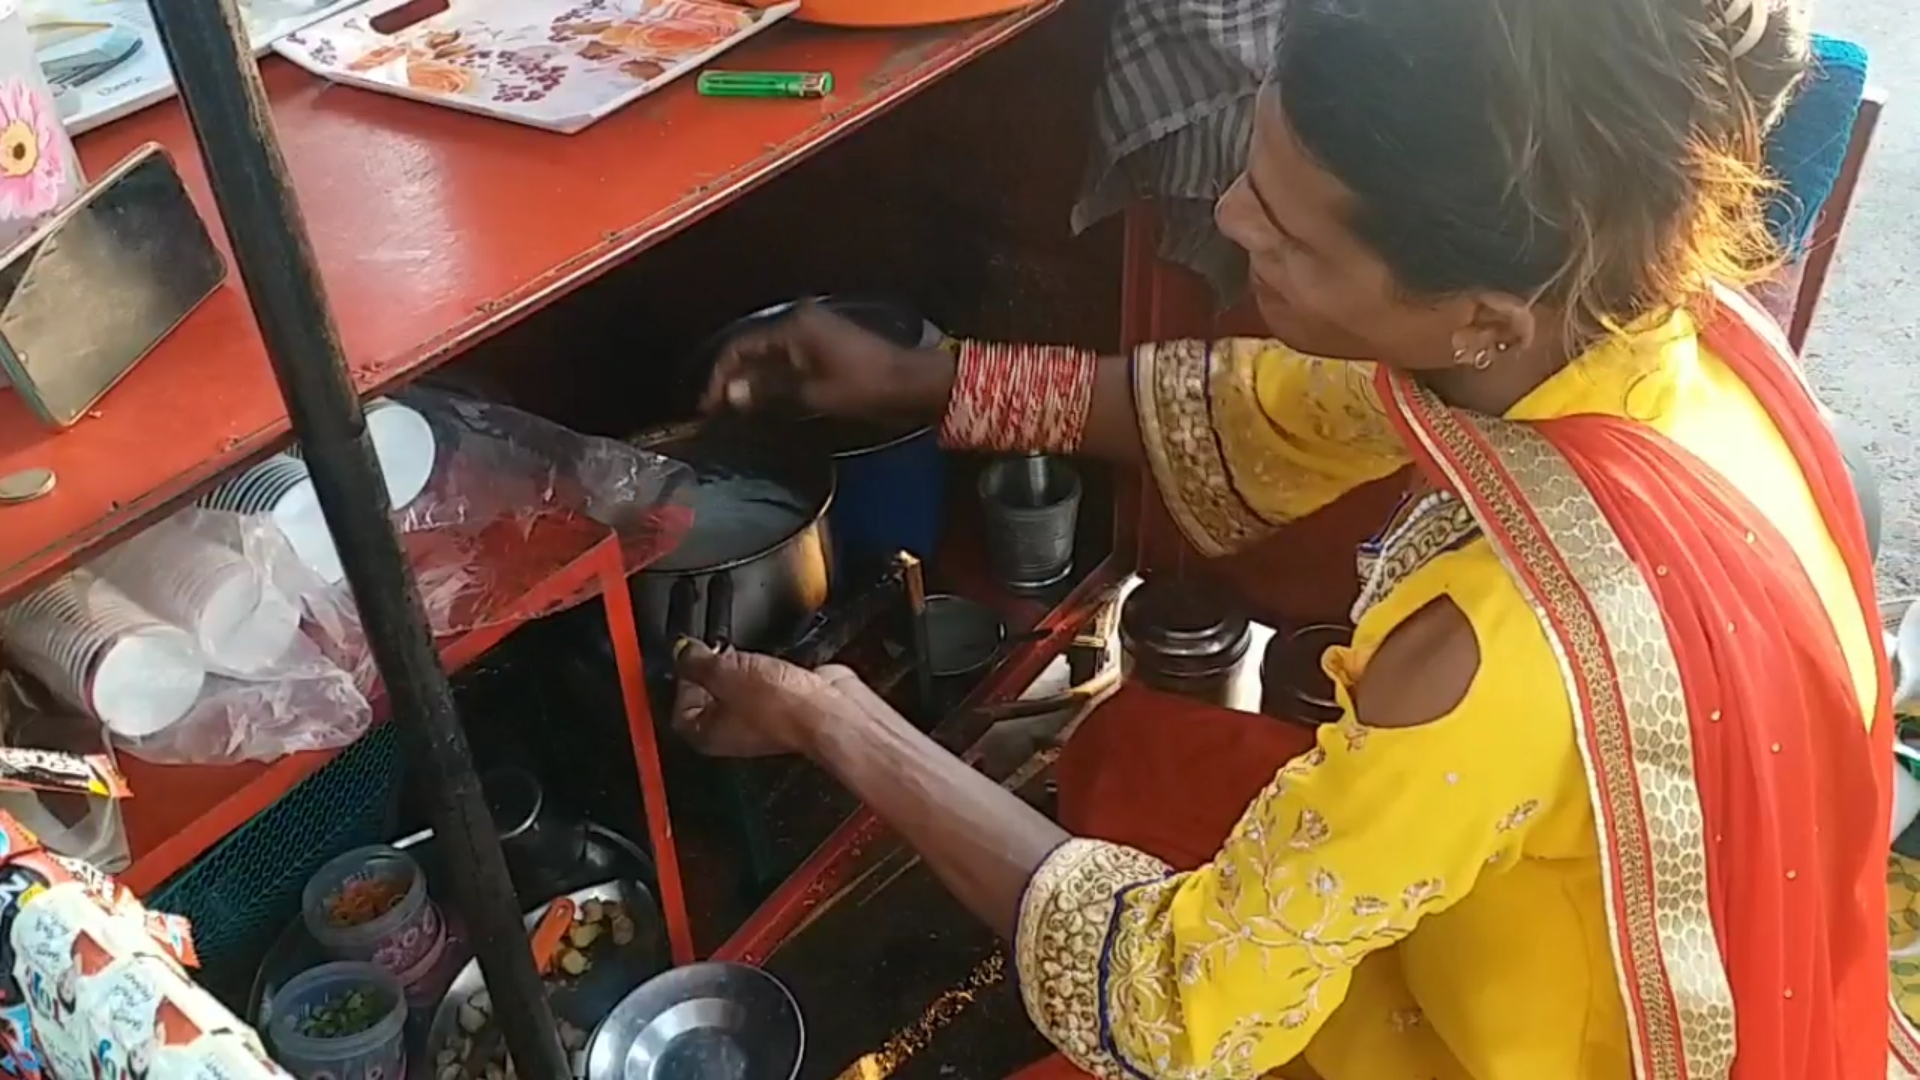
left=699, top=303, right=957, bottom=423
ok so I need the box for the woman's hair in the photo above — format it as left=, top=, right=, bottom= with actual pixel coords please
left=1272, top=0, right=1810, bottom=338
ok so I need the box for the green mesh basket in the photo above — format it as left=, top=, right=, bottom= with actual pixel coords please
left=148, top=724, right=403, bottom=998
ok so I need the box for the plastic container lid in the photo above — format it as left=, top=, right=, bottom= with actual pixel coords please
left=266, top=961, right=408, bottom=1078
left=924, top=595, right=1007, bottom=678
left=301, top=845, right=429, bottom=956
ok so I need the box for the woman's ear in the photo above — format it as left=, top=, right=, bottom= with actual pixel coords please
left=1471, top=292, right=1537, bottom=354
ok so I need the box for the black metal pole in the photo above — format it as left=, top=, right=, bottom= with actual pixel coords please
left=144, top=4, right=568, bottom=1078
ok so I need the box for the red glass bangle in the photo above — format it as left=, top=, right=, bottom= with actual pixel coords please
left=938, top=341, right=1098, bottom=454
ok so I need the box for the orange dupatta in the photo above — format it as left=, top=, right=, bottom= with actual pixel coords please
left=1375, top=288, right=1911, bottom=1080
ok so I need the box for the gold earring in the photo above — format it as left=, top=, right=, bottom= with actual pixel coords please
left=1455, top=347, right=1492, bottom=370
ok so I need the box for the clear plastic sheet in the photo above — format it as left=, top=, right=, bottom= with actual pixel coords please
left=0, top=396, right=694, bottom=768
left=387, top=388, right=694, bottom=629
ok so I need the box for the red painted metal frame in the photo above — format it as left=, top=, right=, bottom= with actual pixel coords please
left=37, top=6, right=1070, bottom=938
left=597, top=543, right=695, bottom=966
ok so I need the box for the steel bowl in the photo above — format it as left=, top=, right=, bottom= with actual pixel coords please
left=426, top=880, right=668, bottom=1078
left=585, top=962, right=802, bottom=1080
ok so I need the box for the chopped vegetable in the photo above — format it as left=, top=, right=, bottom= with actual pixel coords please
left=326, top=874, right=408, bottom=928
left=297, top=988, right=385, bottom=1039
left=441, top=892, right=654, bottom=1078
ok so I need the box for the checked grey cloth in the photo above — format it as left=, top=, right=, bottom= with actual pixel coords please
left=1074, top=0, right=1281, bottom=299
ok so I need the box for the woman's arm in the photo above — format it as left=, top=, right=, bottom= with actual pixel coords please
left=704, top=308, right=1409, bottom=550
left=1076, top=353, right=1148, bottom=465
left=800, top=670, right=1068, bottom=938
left=1129, top=340, right=1409, bottom=557
left=675, top=578, right=1565, bottom=1079
left=925, top=338, right=1409, bottom=555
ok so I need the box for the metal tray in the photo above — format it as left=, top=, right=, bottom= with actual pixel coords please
left=427, top=880, right=667, bottom=1080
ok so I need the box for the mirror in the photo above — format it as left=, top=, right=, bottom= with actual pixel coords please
left=0, top=141, right=225, bottom=428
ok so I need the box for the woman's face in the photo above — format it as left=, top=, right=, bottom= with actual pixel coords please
left=1216, top=92, right=1476, bottom=369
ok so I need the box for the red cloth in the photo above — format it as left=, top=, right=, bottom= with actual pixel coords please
left=1053, top=683, right=1318, bottom=870
left=1373, top=292, right=1892, bottom=1080
left=1595, top=304, right=1888, bottom=1079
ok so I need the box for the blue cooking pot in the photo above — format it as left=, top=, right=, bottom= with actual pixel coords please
left=818, top=409, right=947, bottom=573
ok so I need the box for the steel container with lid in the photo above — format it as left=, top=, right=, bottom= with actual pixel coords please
left=1119, top=578, right=1252, bottom=704
left=1261, top=623, right=1353, bottom=726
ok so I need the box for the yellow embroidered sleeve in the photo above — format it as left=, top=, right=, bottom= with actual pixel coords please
left=1132, top=338, right=1408, bottom=557
left=1015, top=699, right=1555, bottom=1079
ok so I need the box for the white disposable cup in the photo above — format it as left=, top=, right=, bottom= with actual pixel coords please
left=107, top=528, right=302, bottom=675
left=288, top=398, right=438, bottom=511
left=366, top=399, right=437, bottom=510
left=0, top=577, right=204, bottom=736
left=200, top=454, right=343, bottom=584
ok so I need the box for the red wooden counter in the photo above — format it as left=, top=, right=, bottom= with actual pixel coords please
left=0, top=6, right=1066, bottom=897
left=0, top=5, right=1059, bottom=605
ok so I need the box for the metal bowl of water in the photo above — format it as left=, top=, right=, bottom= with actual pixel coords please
left=585, top=962, right=802, bottom=1080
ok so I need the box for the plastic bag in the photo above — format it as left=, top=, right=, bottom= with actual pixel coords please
left=2, top=396, right=693, bottom=768
left=385, top=389, right=694, bottom=631
left=84, top=511, right=373, bottom=766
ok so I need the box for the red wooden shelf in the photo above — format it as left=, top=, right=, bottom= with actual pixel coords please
left=0, top=5, right=1061, bottom=606
left=117, top=510, right=623, bottom=895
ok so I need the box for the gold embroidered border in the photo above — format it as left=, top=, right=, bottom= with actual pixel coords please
left=1351, top=494, right=1480, bottom=624
left=1892, top=1000, right=1920, bottom=1079
left=1016, top=838, right=1171, bottom=1079
left=1383, top=375, right=1733, bottom=1080
left=1133, top=340, right=1271, bottom=557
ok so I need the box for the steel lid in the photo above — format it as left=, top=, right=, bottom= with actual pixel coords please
left=1119, top=579, right=1251, bottom=679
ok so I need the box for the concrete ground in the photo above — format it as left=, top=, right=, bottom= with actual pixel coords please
left=1800, top=2, right=1916, bottom=604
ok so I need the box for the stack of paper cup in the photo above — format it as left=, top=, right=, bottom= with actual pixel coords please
left=200, top=454, right=343, bottom=584
left=288, top=398, right=438, bottom=511
left=0, top=577, right=205, bottom=737
left=103, top=528, right=302, bottom=676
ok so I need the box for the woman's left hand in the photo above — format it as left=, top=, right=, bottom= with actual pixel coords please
left=671, top=639, right=868, bottom=757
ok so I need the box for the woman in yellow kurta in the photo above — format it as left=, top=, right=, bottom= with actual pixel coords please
left=667, top=0, right=1911, bottom=1077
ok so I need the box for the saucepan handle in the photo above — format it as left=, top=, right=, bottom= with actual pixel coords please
left=704, top=573, right=734, bottom=652
left=665, top=577, right=700, bottom=651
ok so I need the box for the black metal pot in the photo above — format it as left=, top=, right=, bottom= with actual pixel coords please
left=631, top=421, right=835, bottom=657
